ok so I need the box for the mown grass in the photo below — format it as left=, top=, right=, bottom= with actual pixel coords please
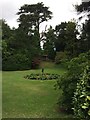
left=2, top=62, right=73, bottom=118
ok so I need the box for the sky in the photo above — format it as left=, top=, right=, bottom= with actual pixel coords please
left=0, top=0, right=82, bottom=31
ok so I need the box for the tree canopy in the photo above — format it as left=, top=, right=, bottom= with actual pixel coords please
left=17, top=2, right=52, bottom=33
left=2, top=2, right=53, bottom=70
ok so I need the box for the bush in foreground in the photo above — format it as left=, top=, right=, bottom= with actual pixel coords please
left=73, top=65, right=90, bottom=119
left=56, top=51, right=90, bottom=113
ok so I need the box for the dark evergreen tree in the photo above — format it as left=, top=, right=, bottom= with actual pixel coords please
left=55, top=22, right=67, bottom=52
left=43, top=26, right=56, bottom=60
left=75, top=1, right=90, bottom=52
left=2, top=20, right=32, bottom=70
left=55, top=21, right=79, bottom=57
left=17, top=2, right=52, bottom=51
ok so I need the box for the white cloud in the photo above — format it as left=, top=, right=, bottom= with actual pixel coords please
left=1, top=0, right=82, bottom=30
left=82, top=0, right=90, bottom=2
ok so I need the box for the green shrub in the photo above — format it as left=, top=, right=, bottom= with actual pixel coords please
left=73, top=65, right=90, bottom=119
left=56, top=51, right=90, bottom=113
left=3, top=53, right=31, bottom=71
left=55, top=51, right=68, bottom=64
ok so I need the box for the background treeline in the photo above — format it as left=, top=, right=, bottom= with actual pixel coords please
left=1, top=2, right=90, bottom=70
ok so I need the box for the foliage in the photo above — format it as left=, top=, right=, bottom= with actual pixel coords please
left=73, top=65, right=90, bottom=119
left=17, top=2, right=52, bottom=30
left=2, top=21, right=32, bottom=71
left=43, top=26, right=56, bottom=60
left=2, top=3, right=53, bottom=71
left=75, top=1, right=90, bottom=52
left=80, top=20, right=90, bottom=52
left=75, top=1, right=90, bottom=18
left=3, top=52, right=31, bottom=71
left=65, top=21, right=79, bottom=57
left=55, top=22, right=67, bottom=52
left=2, top=19, right=12, bottom=40
left=0, top=20, right=1, bottom=70
left=17, top=2, right=52, bottom=46
left=24, top=73, right=60, bottom=80
left=55, top=51, right=68, bottom=64
left=55, top=21, right=79, bottom=57
left=56, top=51, right=90, bottom=112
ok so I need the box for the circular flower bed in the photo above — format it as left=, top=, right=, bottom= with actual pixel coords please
left=24, top=73, right=60, bottom=80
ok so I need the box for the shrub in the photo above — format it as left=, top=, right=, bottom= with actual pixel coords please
left=73, top=65, right=90, bottom=119
left=55, top=51, right=68, bottom=64
left=2, top=53, right=31, bottom=71
left=56, top=51, right=90, bottom=113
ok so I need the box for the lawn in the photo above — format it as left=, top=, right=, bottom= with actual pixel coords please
left=2, top=62, right=73, bottom=118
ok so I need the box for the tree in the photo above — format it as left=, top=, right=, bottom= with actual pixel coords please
left=55, top=21, right=79, bottom=57
left=75, top=1, right=90, bottom=52
left=2, top=20, right=32, bottom=70
left=75, top=1, right=90, bottom=19
left=2, top=19, right=12, bottom=41
left=43, top=26, right=56, bottom=60
left=65, top=21, right=79, bottom=57
left=79, top=20, right=90, bottom=52
left=0, top=20, right=2, bottom=70
left=17, top=2, right=52, bottom=48
left=16, top=2, right=52, bottom=65
left=55, top=22, right=67, bottom=52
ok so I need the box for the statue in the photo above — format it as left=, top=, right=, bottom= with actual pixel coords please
left=42, top=68, right=44, bottom=74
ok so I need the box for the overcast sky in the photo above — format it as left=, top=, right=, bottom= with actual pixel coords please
left=1, top=0, right=82, bottom=31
